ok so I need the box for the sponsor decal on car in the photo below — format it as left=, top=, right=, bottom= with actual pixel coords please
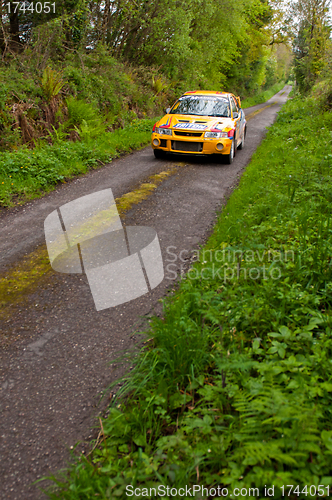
left=173, top=123, right=207, bottom=130
left=160, top=117, right=172, bottom=128
left=211, top=122, right=226, bottom=131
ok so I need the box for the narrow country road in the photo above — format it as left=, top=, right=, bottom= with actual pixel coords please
left=0, top=86, right=292, bottom=500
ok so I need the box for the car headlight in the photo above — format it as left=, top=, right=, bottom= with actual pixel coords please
left=155, top=127, right=172, bottom=136
left=204, top=131, right=229, bottom=139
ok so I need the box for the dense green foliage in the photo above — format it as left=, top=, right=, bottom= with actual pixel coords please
left=0, top=0, right=291, bottom=94
left=291, top=0, right=332, bottom=92
left=0, top=0, right=291, bottom=155
left=0, top=48, right=168, bottom=152
left=44, top=86, right=332, bottom=498
left=0, top=117, right=155, bottom=206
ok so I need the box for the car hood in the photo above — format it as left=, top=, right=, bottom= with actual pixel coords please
left=157, top=114, right=235, bottom=132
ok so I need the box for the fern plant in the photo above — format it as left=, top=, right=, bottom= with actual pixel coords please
left=41, top=67, right=66, bottom=102
left=151, top=76, right=169, bottom=96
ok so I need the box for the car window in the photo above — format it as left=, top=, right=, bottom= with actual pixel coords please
left=231, top=97, right=238, bottom=114
left=170, top=95, right=230, bottom=117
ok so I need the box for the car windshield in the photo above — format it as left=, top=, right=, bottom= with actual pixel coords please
left=170, top=95, right=230, bottom=117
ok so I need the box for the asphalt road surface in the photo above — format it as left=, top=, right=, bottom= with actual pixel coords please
left=0, top=86, right=292, bottom=499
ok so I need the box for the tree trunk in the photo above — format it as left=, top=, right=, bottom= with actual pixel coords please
left=9, top=6, right=21, bottom=51
left=102, top=0, right=111, bottom=43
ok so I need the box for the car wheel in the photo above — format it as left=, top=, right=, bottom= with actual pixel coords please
left=153, top=149, right=165, bottom=159
left=224, top=139, right=235, bottom=164
left=238, top=126, right=246, bottom=150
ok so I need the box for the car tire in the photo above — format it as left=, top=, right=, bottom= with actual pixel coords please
left=224, top=139, right=235, bottom=164
left=238, top=126, right=246, bottom=150
left=153, top=149, right=165, bottom=159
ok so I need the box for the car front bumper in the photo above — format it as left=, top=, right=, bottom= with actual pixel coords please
left=151, top=134, right=233, bottom=155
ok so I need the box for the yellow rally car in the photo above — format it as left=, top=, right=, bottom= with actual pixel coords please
left=151, top=90, right=246, bottom=164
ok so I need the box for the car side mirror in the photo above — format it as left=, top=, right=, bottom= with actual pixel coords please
left=233, top=112, right=239, bottom=119
left=165, top=107, right=171, bottom=114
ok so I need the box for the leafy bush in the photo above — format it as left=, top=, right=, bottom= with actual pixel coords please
left=65, top=97, right=100, bottom=127
left=308, top=79, right=332, bottom=110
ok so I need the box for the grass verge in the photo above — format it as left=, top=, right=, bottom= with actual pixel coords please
left=242, top=81, right=286, bottom=108
left=44, top=91, right=332, bottom=499
left=0, top=118, right=155, bottom=208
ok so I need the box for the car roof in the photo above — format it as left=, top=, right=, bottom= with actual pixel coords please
left=182, top=90, right=233, bottom=97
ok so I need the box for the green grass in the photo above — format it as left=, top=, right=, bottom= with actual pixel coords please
left=0, top=118, right=155, bottom=207
left=42, top=91, right=332, bottom=498
left=242, top=81, right=286, bottom=108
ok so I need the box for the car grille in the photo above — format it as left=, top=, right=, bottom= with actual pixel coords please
left=171, top=141, right=203, bottom=152
left=174, top=131, right=203, bottom=137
